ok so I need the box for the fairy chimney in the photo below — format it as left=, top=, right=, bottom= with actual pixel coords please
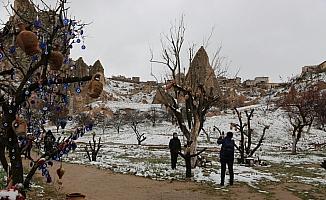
left=89, top=60, right=105, bottom=76
left=74, top=57, right=89, bottom=77
left=13, top=0, right=37, bottom=21
left=185, top=46, right=220, bottom=97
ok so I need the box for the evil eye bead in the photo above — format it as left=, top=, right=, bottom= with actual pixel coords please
left=63, top=18, right=70, bottom=26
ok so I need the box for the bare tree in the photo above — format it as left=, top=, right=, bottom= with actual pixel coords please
left=126, top=110, right=146, bottom=145
left=150, top=17, right=224, bottom=168
left=231, top=108, right=269, bottom=163
left=278, top=86, right=320, bottom=154
left=85, top=133, right=102, bottom=162
left=109, top=110, right=125, bottom=134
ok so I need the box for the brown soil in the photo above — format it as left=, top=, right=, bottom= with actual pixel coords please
left=27, top=161, right=320, bottom=200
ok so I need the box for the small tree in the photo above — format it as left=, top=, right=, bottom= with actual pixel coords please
left=109, top=110, right=125, bottom=134
left=278, top=86, right=319, bottom=154
left=231, top=108, right=269, bottom=163
left=85, top=133, right=102, bottom=162
left=126, top=110, right=146, bottom=145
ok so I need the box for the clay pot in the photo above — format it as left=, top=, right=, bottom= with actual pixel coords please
left=12, top=118, right=27, bottom=136
left=16, top=23, right=41, bottom=56
left=87, top=72, right=104, bottom=98
left=49, top=51, right=64, bottom=70
left=66, top=193, right=86, bottom=200
left=28, top=92, right=44, bottom=109
left=56, top=166, right=65, bottom=179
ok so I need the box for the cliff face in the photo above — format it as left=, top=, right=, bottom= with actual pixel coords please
left=185, top=46, right=220, bottom=96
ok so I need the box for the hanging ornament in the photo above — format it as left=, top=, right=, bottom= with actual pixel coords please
left=0, top=51, right=4, bottom=61
left=12, top=117, right=27, bottom=136
left=81, top=44, right=86, bottom=50
left=34, top=15, right=42, bottom=29
left=37, top=158, right=46, bottom=166
left=63, top=18, right=70, bottom=26
left=9, top=46, right=16, bottom=54
left=16, top=23, right=41, bottom=56
left=46, top=175, right=52, bottom=183
left=49, top=50, right=64, bottom=70
left=76, top=38, right=81, bottom=43
left=76, top=87, right=81, bottom=94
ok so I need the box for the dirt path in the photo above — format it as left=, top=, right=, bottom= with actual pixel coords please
left=26, top=160, right=322, bottom=200
left=31, top=161, right=266, bottom=200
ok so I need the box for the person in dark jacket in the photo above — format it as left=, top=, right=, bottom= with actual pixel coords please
left=44, top=130, right=56, bottom=152
left=217, top=131, right=235, bottom=186
left=169, top=132, right=181, bottom=169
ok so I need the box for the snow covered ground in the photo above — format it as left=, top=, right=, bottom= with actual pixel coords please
left=51, top=102, right=326, bottom=189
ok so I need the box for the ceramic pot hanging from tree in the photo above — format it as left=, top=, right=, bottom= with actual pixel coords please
left=49, top=46, right=64, bottom=70
left=16, top=23, right=41, bottom=56
left=12, top=117, right=27, bottom=136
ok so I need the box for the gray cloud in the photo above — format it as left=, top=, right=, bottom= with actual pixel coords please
left=2, top=0, right=326, bottom=82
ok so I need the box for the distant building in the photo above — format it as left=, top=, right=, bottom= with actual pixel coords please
left=302, top=61, right=326, bottom=75
left=243, top=80, right=256, bottom=87
left=132, top=77, right=140, bottom=83
left=254, top=77, right=269, bottom=84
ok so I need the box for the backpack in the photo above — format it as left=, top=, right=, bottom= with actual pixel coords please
left=222, top=139, right=234, bottom=158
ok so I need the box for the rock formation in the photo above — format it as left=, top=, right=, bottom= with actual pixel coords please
left=185, top=46, right=220, bottom=97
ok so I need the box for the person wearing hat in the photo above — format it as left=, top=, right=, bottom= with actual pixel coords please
left=169, top=132, right=181, bottom=169
left=217, top=131, right=235, bottom=186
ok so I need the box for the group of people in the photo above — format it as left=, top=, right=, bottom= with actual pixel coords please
left=169, top=132, right=235, bottom=186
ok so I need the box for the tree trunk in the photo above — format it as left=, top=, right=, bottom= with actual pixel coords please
left=92, top=153, right=97, bottom=161
left=0, top=143, right=8, bottom=174
left=190, top=114, right=201, bottom=168
left=291, top=135, right=297, bottom=155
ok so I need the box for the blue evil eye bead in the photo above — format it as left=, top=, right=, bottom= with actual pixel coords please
left=64, top=83, right=69, bottom=89
left=80, top=30, right=84, bottom=35
left=76, top=38, right=81, bottom=43
left=81, top=45, right=86, bottom=50
left=40, top=42, right=47, bottom=49
left=43, top=107, right=48, bottom=111
left=69, top=44, right=73, bottom=49
left=76, top=87, right=81, bottom=94
left=34, top=20, right=42, bottom=29
left=25, top=90, right=30, bottom=95
left=63, top=18, right=70, bottom=26
left=9, top=46, right=16, bottom=54
left=32, top=55, right=38, bottom=62
left=64, top=57, right=69, bottom=64
left=3, top=123, right=8, bottom=127
left=0, top=51, right=4, bottom=61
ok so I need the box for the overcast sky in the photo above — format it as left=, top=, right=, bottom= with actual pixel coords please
left=2, top=0, right=326, bottom=82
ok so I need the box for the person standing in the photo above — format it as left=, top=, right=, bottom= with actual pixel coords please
left=44, top=130, right=56, bottom=152
left=169, top=132, right=181, bottom=169
left=217, top=131, right=235, bottom=186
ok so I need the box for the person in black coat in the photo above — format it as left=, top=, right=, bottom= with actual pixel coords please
left=44, top=130, right=56, bottom=152
left=169, top=132, right=181, bottom=169
left=217, top=131, right=235, bottom=186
